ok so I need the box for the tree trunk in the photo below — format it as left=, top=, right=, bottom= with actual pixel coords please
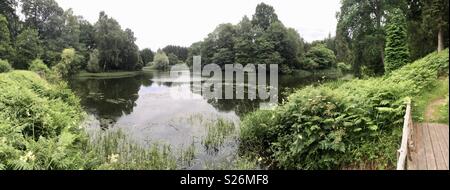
left=438, top=26, right=444, bottom=52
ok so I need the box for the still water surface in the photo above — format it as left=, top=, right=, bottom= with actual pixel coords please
left=69, top=69, right=326, bottom=168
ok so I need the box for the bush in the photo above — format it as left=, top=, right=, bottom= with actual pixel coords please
left=240, top=49, right=449, bottom=169
left=0, top=59, right=12, bottom=73
left=53, top=48, right=83, bottom=78
left=337, top=62, right=352, bottom=73
left=153, top=52, right=170, bottom=70
left=303, top=44, right=337, bottom=70
left=29, top=59, right=50, bottom=75
left=0, top=71, right=88, bottom=169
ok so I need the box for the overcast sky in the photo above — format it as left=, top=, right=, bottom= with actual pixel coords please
left=55, top=0, right=341, bottom=50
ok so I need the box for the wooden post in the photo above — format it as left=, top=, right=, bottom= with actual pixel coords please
left=397, top=102, right=411, bottom=170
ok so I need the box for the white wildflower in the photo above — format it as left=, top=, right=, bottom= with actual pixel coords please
left=108, top=154, right=119, bottom=163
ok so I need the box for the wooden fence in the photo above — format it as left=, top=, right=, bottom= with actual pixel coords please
left=397, top=101, right=414, bottom=170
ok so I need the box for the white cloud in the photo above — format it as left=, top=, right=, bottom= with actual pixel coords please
left=55, top=0, right=340, bottom=50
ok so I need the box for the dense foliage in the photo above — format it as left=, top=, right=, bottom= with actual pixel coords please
left=0, top=59, right=12, bottom=73
left=303, top=44, right=337, bottom=70
left=28, top=59, right=50, bottom=77
left=384, top=9, right=410, bottom=73
left=0, top=71, right=88, bottom=169
left=240, top=50, right=449, bottom=169
left=0, top=0, right=146, bottom=74
left=336, top=0, right=449, bottom=77
left=186, top=3, right=314, bottom=74
left=140, top=48, right=154, bottom=66
left=152, top=51, right=170, bottom=70
left=162, top=45, right=188, bottom=62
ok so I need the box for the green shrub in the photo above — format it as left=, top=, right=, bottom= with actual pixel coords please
left=303, top=44, right=337, bottom=70
left=337, top=62, right=352, bottom=73
left=29, top=59, right=51, bottom=75
left=240, top=49, right=449, bottom=169
left=0, top=71, right=88, bottom=169
left=0, top=59, right=12, bottom=73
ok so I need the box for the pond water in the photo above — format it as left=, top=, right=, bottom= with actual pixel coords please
left=69, top=69, right=327, bottom=169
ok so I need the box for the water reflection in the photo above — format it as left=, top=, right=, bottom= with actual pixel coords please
left=69, top=69, right=331, bottom=168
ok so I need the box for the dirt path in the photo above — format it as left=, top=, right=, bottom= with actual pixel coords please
left=424, top=98, right=447, bottom=122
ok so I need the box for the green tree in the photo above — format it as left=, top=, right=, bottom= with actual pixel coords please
left=385, top=9, right=410, bottom=73
left=53, top=48, right=82, bottom=77
left=140, top=48, right=154, bottom=65
left=0, top=0, right=19, bottom=38
left=422, top=0, right=449, bottom=52
left=21, top=0, right=65, bottom=64
left=252, top=3, right=278, bottom=30
left=162, top=45, right=188, bottom=62
left=87, top=49, right=100, bottom=73
left=303, top=44, right=337, bottom=70
left=186, top=41, right=202, bottom=67
left=62, top=9, right=81, bottom=50
left=167, top=53, right=179, bottom=65
left=153, top=51, right=169, bottom=70
left=14, top=28, right=43, bottom=69
left=336, top=0, right=407, bottom=77
left=0, top=14, right=14, bottom=62
left=94, top=11, right=141, bottom=71
left=234, top=16, right=255, bottom=65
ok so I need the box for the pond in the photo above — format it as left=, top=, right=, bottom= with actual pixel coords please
left=69, top=69, right=329, bottom=169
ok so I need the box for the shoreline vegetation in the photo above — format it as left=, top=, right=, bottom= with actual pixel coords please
left=239, top=50, right=449, bottom=170
left=1, top=0, right=449, bottom=170
left=1, top=49, right=447, bottom=170
left=75, top=70, right=144, bottom=79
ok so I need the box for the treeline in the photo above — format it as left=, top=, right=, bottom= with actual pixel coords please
left=186, top=3, right=335, bottom=74
left=0, top=0, right=145, bottom=74
left=335, top=0, right=449, bottom=77
left=186, top=1, right=449, bottom=76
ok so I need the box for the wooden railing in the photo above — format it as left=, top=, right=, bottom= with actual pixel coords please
left=397, top=100, right=414, bottom=170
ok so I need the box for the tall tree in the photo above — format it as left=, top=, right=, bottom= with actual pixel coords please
left=21, top=0, right=65, bottom=64
left=13, top=28, right=43, bottom=69
left=252, top=3, right=279, bottom=30
left=140, top=48, right=154, bottom=65
left=234, top=16, right=255, bottom=65
left=384, top=9, right=410, bottom=72
left=94, top=11, right=141, bottom=71
left=0, top=0, right=19, bottom=38
left=0, top=14, right=14, bottom=61
left=422, top=0, right=449, bottom=52
left=162, top=45, right=188, bottom=61
left=336, top=0, right=407, bottom=76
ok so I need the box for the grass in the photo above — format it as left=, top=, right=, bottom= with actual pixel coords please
left=202, top=118, right=236, bottom=151
left=412, top=77, right=449, bottom=123
left=436, top=95, right=449, bottom=124
left=75, top=70, right=143, bottom=79
left=87, top=129, right=178, bottom=170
